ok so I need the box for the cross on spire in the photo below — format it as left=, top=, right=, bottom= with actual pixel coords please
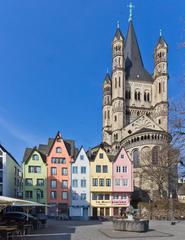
left=127, top=1, right=135, bottom=22
left=117, top=20, right=120, bottom=28
left=160, top=29, right=162, bottom=37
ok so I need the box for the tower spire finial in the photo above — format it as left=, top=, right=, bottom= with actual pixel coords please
left=117, top=20, right=120, bottom=28
left=160, top=29, right=162, bottom=37
left=127, top=1, right=135, bottom=22
left=106, top=67, right=109, bottom=74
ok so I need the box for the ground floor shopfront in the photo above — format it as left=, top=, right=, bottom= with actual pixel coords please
left=47, top=203, right=69, bottom=217
left=91, top=192, right=131, bottom=217
left=69, top=205, right=90, bottom=220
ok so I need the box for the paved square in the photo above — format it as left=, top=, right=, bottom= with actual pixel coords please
left=23, top=219, right=185, bottom=240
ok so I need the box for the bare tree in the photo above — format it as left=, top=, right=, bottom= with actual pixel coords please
left=141, top=143, right=179, bottom=200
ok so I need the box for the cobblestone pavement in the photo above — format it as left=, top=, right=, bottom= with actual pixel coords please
left=23, top=219, right=185, bottom=240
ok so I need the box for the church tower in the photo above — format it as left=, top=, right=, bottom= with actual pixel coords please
left=153, top=31, right=169, bottom=131
left=111, top=24, right=126, bottom=148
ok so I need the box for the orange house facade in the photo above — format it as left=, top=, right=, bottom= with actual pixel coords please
left=46, top=132, right=72, bottom=216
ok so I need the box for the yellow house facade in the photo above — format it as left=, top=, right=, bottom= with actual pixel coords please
left=90, top=147, right=113, bottom=217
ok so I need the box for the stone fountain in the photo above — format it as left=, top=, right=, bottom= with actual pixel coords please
left=113, top=206, right=149, bottom=232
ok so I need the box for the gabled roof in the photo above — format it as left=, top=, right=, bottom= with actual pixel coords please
left=113, top=27, right=124, bottom=41
left=104, top=73, right=111, bottom=84
left=0, top=144, right=20, bottom=167
left=22, top=147, right=46, bottom=163
left=124, top=20, right=153, bottom=82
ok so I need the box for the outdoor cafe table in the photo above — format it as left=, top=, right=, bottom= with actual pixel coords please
left=0, top=226, right=17, bottom=239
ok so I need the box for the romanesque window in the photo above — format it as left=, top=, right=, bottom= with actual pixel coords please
left=144, top=92, right=150, bottom=102
left=159, top=83, right=161, bottom=94
left=152, top=146, right=159, bottom=165
left=119, top=77, right=121, bottom=87
left=108, top=110, right=110, bottom=119
left=114, top=115, right=117, bottom=122
left=132, top=149, right=140, bottom=168
left=115, top=78, right=117, bottom=88
left=135, top=91, right=141, bottom=101
left=126, top=90, right=131, bottom=100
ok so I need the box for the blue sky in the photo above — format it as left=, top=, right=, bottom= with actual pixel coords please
left=0, top=0, right=184, bottom=162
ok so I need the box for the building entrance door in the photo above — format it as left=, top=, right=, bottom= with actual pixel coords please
left=105, top=208, right=109, bottom=216
left=83, top=208, right=88, bottom=220
left=100, top=208, right=104, bottom=216
left=93, top=207, right=97, bottom=217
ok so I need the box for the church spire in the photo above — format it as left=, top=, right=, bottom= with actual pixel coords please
left=124, top=21, right=153, bottom=81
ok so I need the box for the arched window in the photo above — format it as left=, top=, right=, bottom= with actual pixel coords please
left=135, top=91, right=137, bottom=100
left=138, top=92, right=141, bottom=101
left=132, top=149, right=140, bottom=168
left=119, top=77, right=121, bottom=87
left=159, top=83, right=161, bottom=94
left=108, top=110, right=110, bottom=119
left=114, top=115, right=117, bottom=122
left=144, top=92, right=147, bottom=101
left=147, top=93, right=150, bottom=102
left=152, top=146, right=159, bottom=165
left=115, top=78, right=117, bottom=88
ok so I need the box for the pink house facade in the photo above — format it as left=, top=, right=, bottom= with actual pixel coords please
left=112, top=146, right=133, bottom=216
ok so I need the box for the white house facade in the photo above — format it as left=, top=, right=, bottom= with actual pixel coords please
left=0, top=144, right=23, bottom=198
left=69, top=147, right=90, bottom=220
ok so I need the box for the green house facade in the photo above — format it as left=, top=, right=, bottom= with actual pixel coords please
left=23, top=148, right=47, bottom=204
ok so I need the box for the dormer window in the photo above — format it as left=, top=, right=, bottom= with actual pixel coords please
left=56, top=147, right=62, bottom=153
left=99, top=153, right=103, bottom=159
left=32, top=154, right=39, bottom=160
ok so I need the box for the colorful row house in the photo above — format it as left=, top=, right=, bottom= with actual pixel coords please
left=23, top=132, right=76, bottom=216
left=70, top=147, right=90, bottom=220
left=23, top=133, right=133, bottom=218
left=89, top=146, right=133, bottom=217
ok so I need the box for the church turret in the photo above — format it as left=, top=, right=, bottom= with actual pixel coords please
left=111, top=23, right=126, bottom=147
left=102, top=73, right=112, bottom=145
left=153, top=30, right=168, bottom=131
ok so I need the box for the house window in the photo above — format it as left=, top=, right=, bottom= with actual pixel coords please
left=105, top=194, right=110, bottom=200
left=72, top=166, right=78, bottom=174
left=121, top=154, right=124, bottom=159
left=37, top=179, right=44, bottom=186
left=99, top=153, right=103, bottom=159
left=56, top=147, right=62, bottom=153
left=99, top=179, right=104, bottom=187
left=72, top=193, right=78, bottom=200
left=72, top=180, right=78, bottom=188
left=81, top=179, right=86, bottom=188
left=0, top=157, right=2, bottom=169
left=115, top=179, right=120, bottom=186
left=92, top=193, right=98, bottom=200
left=103, top=165, right=108, bottom=173
left=81, top=193, right=86, bottom=200
left=80, top=155, right=84, bottom=160
left=122, top=179, right=128, bottom=186
left=50, top=180, right=57, bottom=189
left=51, top=167, right=57, bottom=175
left=61, top=180, right=68, bottom=189
left=51, top=158, right=66, bottom=164
left=116, top=166, right=121, bottom=172
left=99, top=194, right=103, bottom=200
left=96, top=165, right=101, bottom=173
left=106, top=179, right=111, bottom=187
left=122, top=166, right=128, bottom=173
left=113, top=193, right=119, bottom=200
left=81, top=167, right=86, bottom=174
left=28, top=166, right=41, bottom=173
left=25, top=179, right=32, bottom=186
left=92, top=178, right=98, bottom=186
left=25, top=191, right=32, bottom=198
left=32, top=154, right=39, bottom=160
left=61, top=168, right=68, bottom=176
left=121, top=193, right=127, bottom=200
left=50, top=191, right=57, bottom=199
left=61, top=191, right=68, bottom=200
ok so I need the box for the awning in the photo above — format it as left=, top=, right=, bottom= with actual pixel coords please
left=0, top=196, right=46, bottom=207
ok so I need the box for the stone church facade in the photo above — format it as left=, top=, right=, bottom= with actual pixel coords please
left=102, top=17, right=171, bottom=198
